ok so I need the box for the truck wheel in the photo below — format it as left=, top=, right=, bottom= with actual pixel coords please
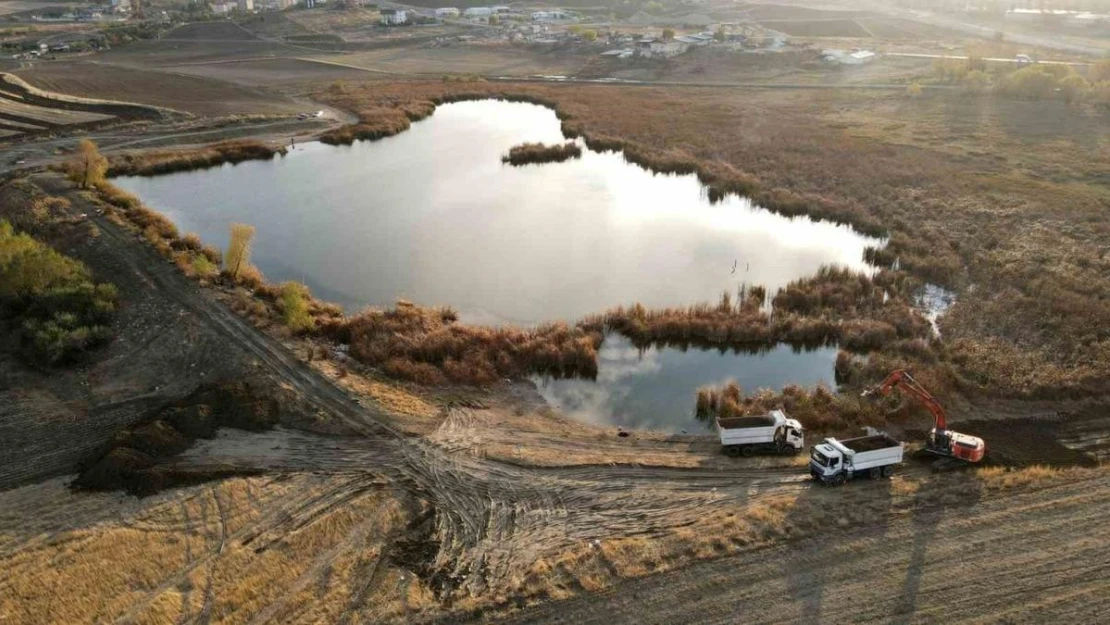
left=831, top=474, right=846, bottom=486
left=725, top=446, right=742, bottom=457
left=741, top=445, right=755, bottom=458
left=882, top=465, right=895, bottom=478
left=869, top=467, right=881, bottom=479
left=784, top=446, right=800, bottom=456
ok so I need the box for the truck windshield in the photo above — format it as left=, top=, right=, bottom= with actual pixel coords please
left=810, top=449, right=829, bottom=467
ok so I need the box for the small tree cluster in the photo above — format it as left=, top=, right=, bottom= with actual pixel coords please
left=0, top=220, right=117, bottom=366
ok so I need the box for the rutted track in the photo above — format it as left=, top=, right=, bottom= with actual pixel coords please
left=53, top=176, right=804, bottom=597
left=5, top=173, right=1106, bottom=623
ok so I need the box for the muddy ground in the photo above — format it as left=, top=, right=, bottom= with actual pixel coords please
left=1, top=22, right=1109, bottom=623
left=1, top=165, right=1107, bottom=624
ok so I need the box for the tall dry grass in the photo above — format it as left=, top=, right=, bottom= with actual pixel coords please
left=592, top=269, right=933, bottom=356
left=694, top=380, right=884, bottom=431
left=502, top=142, right=582, bottom=166
left=325, top=300, right=602, bottom=386
left=107, top=140, right=285, bottom=177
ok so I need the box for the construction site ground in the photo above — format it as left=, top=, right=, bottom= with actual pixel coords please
left=1, top=15, right=1109, bottom=624
left=1, top=170, right=1106, bottom=624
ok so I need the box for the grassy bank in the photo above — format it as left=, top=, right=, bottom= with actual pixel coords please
left=502, top=142, right=582, bottom=166
left=107, top=139, right=286, bottom=177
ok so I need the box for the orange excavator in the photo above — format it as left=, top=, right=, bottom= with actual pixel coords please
left=862, top=370, right=986, bottom=464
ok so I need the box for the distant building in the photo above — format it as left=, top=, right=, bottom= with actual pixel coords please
left=531, top=10, right=567, bottom=21
left=435, top=7, right=459, bottom=18
left=492, top=5, right=510, bottom=14
left=210, top=1, right=235, bottom=14
left=636, top=38, right=687, bottom=58
left=675, top=34, right=712, bottom=47
left=237, top=0, right=253, bottom=11
left=821, top=48, right=876, bottom=65
left=380, top=7, right=407, bottom=24
left=463, top=7, right=491, bottom=18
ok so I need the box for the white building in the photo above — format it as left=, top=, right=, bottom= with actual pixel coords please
left=435, top=7, right=459, bottom=18
left=637, top=38, right=687, bottom=58
left=210, top=1, right=235, bottom=14
left=532, top=10, right=568, bottom=21
left=463, top=6, right=491, bottom=18
left=822, top=49, right=876, bottom=65
left=237, top=0, right=253, bottom=11
left=380, top=8, right=407, bottom=24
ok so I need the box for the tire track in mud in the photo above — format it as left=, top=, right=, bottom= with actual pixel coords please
left=461, top=472, right=1110, bottom=625
left=75, top=197, right=947, bottom=603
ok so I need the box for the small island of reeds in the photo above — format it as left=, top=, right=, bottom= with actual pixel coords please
left=501, top=141, right=582, bottom=166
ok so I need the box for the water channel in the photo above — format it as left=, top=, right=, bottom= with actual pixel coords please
left=115, top=99, right=880, bottom=431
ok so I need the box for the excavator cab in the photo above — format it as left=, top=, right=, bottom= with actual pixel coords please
left=931, top=428, right=986, bottom=463
left=863, top=370, right=986, bottom=465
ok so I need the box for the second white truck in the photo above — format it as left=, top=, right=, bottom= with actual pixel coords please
left=717, top=409, right=804, bottom=457
left=809, top=428, right=904, bottom=485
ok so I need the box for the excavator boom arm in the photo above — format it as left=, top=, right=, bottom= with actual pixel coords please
left=867, top=370, right=949, bottom=432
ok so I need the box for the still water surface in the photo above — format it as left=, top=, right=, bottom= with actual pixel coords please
left=116, top=100, right=878, bottom=431
left=538, top=336, right=838, bottom=432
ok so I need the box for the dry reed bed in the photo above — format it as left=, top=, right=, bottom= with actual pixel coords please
left=323, top=301, right=602, bottom=386
left=587, top=268, right=933, bottom=355
left=312, top=80, right=1110, bottom=400
left=502, top=141, right=582, bottom=166
left=106, top=139, right=286, bottom=177
left=694, top=380, right=885, bottom=432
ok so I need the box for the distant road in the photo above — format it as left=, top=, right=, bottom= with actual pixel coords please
left=866, top=2, right=1109, bottom=57
left=886, top=52, right=1090, bottom=67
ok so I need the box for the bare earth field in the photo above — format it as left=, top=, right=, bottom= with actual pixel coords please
left=13, top=62, right=305, bottom=116
left=1, top=13, right=1109, bottom=624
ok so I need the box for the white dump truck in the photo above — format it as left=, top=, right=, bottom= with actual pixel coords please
left=809, top=428, right=904, bottom=485
left=717, top=409, right=804, bottom=457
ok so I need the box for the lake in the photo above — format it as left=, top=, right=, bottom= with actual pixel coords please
left=115, top=99, right=879, bottom=431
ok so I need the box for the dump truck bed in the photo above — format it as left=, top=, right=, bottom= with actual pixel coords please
left=842, top=434, right=901, bottom=453
left=716, top=414, right=777, bottom=430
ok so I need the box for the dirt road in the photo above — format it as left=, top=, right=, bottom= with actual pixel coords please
left=453, top=469, right=1110, bottom=624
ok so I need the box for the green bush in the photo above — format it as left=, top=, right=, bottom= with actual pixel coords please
left=0, top=221, right=117, bottom=366
left=280, top=281, right=315, bottom=334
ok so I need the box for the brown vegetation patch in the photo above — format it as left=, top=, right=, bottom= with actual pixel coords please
left=695, top=380, right=885, bottom=432
left=325, top=300, right=602, bottom=386
left=588, top=268, right=932, bottom=357
left=502, top=141, right=582, bottom=166
left=107, top=140, right=286, bottom=177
